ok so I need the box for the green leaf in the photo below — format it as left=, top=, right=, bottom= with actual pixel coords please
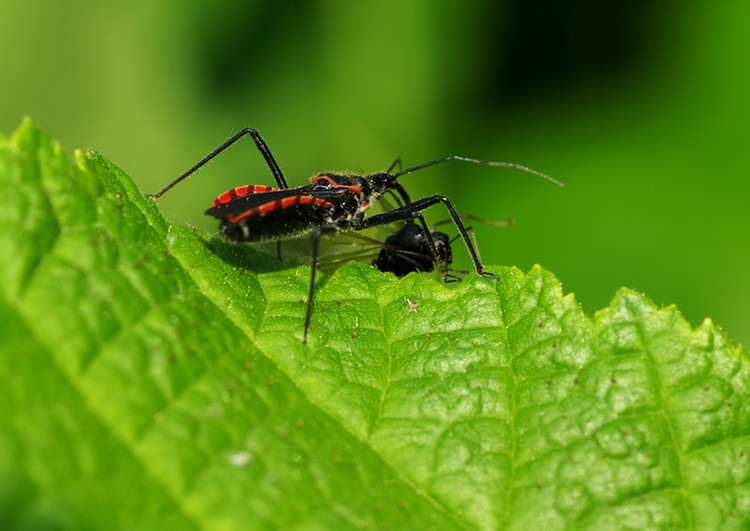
left=1, top=118, right=749, bottom=530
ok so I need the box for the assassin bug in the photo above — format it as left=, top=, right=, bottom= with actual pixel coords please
left=148, top=128, right=561, bottom=342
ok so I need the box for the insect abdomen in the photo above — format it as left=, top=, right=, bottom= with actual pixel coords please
left=220, top=200, right=332, bottom=242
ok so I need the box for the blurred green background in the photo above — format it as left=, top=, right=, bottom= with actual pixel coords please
left=2, top=1, right=748, bottom=347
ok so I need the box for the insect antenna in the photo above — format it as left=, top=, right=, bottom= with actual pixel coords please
left=393, top=155, right=564, bottom=187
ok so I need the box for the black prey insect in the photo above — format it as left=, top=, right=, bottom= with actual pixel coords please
left=316, top=224, right=456, bottom=279
left=354, top=215, right=514, bottom=280
left=374, top=223, right=455, bottom=279
left=148, top=128, right=562, bottom=342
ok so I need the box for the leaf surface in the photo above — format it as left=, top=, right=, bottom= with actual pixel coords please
left=1, top=119, right=748, bottom=530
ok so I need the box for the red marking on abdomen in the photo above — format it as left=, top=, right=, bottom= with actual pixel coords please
left=225, top=196, right=332, bottom=223
left=211, top=185, right=280, bottom=208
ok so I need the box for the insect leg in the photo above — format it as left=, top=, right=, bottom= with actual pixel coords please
left=148, top=128, right=288, bottom=199
left=303, top=228, right=320, bottom=343
left=304, top=225, right=338, bottom=343
left=386, top=157, right=402, bottom=173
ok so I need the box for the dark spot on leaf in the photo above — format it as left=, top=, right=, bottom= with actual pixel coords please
left=134, top=255, right=147, bottom=268
left=197, top=306, right=204, bottom=313
left=452, top=334, right=457, bottom=341
left=352, top=332, right=357, bottom=339
left=428, top=333, right=433, bottom=340
left=192, top=227, right=198, bottom=234
left=535, top=482, right=541, bottom=489
left=164, top=268, right=170, bottom=274
left=244, top=362, right=253, bottom=371
left=295, top=419, right=304, bottom=430
left=552, top=342, right=557, bottom=348
left=705, top=384, right=711, bottom=390
left=538, top=322, right=543, bottom=328
left=321, top=306, right=327, bottom=313
left=164, top=249, right=171, bottom=255
left=168, top=354, right=177, bottom=363
left=611, top=376, right=617, bottom=383
left=547, top=379, right=552, bottom=385
left=266, top=379, right=274, bottom=387
left=741, top=452, right=746, bottom=457
left=176, top=326, right=183, bottom=335
left=574, top=377, right=580, bottom=383
left=116, top=204, right=123, bottom=210
left=333, top=454, right=342, bottom=464
left=428, top=386, right=434, bottom=392
left=727, top=402, right=733, bottom=407
left=227, top=381, right=236, bottom=390
left=336, top=299, right=341, bottom=306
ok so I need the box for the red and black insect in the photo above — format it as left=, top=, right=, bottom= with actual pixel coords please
left=148, top=128, right=561, bottom=342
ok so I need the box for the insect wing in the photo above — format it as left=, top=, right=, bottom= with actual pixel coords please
left=205, top=186, right=313, bottom=218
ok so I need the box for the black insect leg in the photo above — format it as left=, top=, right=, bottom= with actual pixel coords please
left=304, top=225, right=338, bottom=343
left=454, top=225, right=480, bottom=268
left=303, top=228, right=320, bottom=343
left=408, top=212, right=454, bottom=280
left=357, top=195, right=498, bottom=281
left=386, top=157, right=402, bottom=173
left=148, top=128, right=288, bottom=199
